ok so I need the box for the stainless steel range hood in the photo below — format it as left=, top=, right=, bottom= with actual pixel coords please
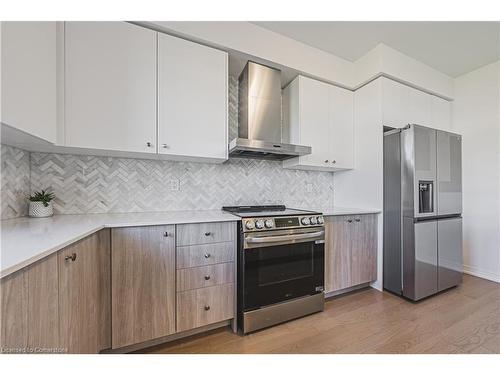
left=229, top=62, right=311, bottom=160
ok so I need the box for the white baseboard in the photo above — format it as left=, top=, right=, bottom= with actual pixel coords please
left=463, top=265, right=500, bottom=283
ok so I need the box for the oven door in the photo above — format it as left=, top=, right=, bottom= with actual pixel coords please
left=242, top=227, right=325, bottom=311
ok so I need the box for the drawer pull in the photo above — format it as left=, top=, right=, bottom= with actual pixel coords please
left=355, top=218, right=361, bottom=222
left=204, top=305, right=211, bottom=311
left=204, top=253, right=211, bottom=258
left=163, top=231, right=169, bottom=237
left=347, top=219, right=353, bottom=223
left=204, top=275, right=211, bottom=280
left=204, top=232, right=212, bottom=236
left=65, top=253, right=77, bottom=262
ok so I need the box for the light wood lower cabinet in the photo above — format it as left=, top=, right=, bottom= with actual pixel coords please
left=58, top=229, right=111, bottom=353
left=111, top=225, right=176, bottom=349
left=324, top=214, right=378, bottom=294
left=1, top=254, right=59, bottom=353
left=177, top=284, right=234, bottom=332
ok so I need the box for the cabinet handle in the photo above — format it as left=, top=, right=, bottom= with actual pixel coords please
left=347, top=219, right=353, bottom=223
left=204, top=275, right=211, bottom=280
left=355, top=218, right=361, bottom=222
left=146, top=142, right=153, bottom=148
left=332, top=160, right=337, bottom=164
left=324, top=160, right=329, bottom=163
left=204, top=232, right=211, bottom=236
left=204, top=305, right=211, bottom=311
left=162, top=144, right=168, bottom=149
left=163, top=231, right=169, bottom=237
left=204, top=253, right=211, bottom=258
left=65, top=253, right=77, bottom=262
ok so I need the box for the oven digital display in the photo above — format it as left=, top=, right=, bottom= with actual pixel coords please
left=275, top=217, right=299, bottom=228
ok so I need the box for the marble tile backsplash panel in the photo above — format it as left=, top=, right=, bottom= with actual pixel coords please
left=1, top=145, right=31, bottom=219
left=29, top=153, right=334, bottom=214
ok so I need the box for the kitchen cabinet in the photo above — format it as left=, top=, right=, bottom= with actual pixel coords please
left=324, top=214, right=378, bottom=294
left=283, top=75, right=354, bottom=171
left=381, top=77, right=451, bottom=131
left=158, top=33, right=228, bottom=162
left=430, top=96, right=452, bottom=131
left=58, top=230, right=111, bottom=353
left=1, top=21, right=57, bottom=143
left=64, top=22, right=157, bottom=153
left=0, top=254, right=59, bottom=352
left=111, top=225, right=176, bottom=349
left=175, top=221, right=236, bottom=332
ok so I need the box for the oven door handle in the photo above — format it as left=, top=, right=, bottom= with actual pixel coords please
left=246, top=230, right=325, bottom=244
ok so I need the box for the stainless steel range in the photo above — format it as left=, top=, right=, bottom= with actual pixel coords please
left=222, top=205, right=325, bottom=334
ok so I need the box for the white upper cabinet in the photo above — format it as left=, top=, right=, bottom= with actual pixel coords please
left=430, top=96, right=452, bottom=131
left=381, top=77, right=451, bottom=130
left=1, top=22, right=57, bottom=143
left=283, top=75, right=354, bottom=171
left=408, top=87, right=432, bottom=126
left=64, top=22, right=157, bottom=153
left=329, top=85, right=354, bottom=169
left=381, top=78, right=409, bottom=128
left=157, top=33, right=228, bottom=162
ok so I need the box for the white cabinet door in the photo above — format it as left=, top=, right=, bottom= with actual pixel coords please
left=297, top=76, right=331, bottom=168
left=381, top=78, right=409, bottom=128
left=408, top=87, right=432, bottom=127
left=329, top=85, right=354, bottom=169
left=158, top=33, right=228, bottom=161
left=1, top=22, right=57, bottom=143
left=430, top=96, right=452, bottom=131
left=64, top=22, right=157, bottom=153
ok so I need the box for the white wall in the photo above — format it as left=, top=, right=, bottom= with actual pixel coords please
left=334, top=79, right=384, bottom=290
left=453, top=61, right=500, bottom=282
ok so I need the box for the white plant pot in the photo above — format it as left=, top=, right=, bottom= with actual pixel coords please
left=29, top=201, right=54, bottom=218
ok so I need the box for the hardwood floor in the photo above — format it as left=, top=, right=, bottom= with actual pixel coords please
left=139, top=275, right=500, bottom=354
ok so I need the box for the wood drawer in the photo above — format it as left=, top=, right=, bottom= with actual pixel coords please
left=176, top=222, right=235, bottom=246
left=176, top=263, right=234, bottom=292
left=176, top=242, right=235, bottom=269
left=176, top=284, right=234, bottom=332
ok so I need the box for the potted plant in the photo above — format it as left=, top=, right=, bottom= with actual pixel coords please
left=28, top=190, right=55, bottom=218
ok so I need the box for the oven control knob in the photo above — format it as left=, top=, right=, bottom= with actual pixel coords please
left=255, top=219, right=265, bottom=229
left=310, top=216, right=318, bottom=225
left=264, top=219, right=274, bottom=228
left=245, top=220, right=255, bottom=230
left=301, top=217, right=310, bottom=225
left=317, top=216, right=324, bottom=224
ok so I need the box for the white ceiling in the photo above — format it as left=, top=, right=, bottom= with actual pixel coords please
left=252, top=22, right=500, bottom=77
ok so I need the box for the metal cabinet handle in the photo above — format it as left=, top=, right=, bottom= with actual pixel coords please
left=355, top=218, right=361, bottom=222
left=324, top=160, right=329, bottom=163
left=163, top=231, right=169, bottom=237
left=204, top=305, right=210, bottom=311
left=162, top=144, right=168, bottom=149
left=65, top=253, right=77, bottom=262
left=146, top=142, right=153, bottom=147
left=204, top=232, right=211, bottom=236
left=332, top=160, right=337, bottom=164
left=204, top=275, right=211, bottom=280
left=347, top=219, right=353, bottom=223
left=204, top=253, right=211, bottom=258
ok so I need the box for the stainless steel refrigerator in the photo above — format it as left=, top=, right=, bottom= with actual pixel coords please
left=383, top=124, right=463, bottom=301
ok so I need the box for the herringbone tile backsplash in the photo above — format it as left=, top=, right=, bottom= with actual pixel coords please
left=1, top=77, right=334, bottom=218
left=1, top=145, right=30, bottom=219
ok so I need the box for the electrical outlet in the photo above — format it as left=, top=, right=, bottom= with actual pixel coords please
left=170, top=178, right=180, bottom=191
left=306, top=183, right=313, bottom=193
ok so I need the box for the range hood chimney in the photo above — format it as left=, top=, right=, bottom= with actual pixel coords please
left=229, top=62, right=311, bottom=160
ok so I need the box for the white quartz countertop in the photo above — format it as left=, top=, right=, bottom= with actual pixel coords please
left=0, top=206, right=380, bottom=278
left=1, top=210, right=239, bottom=278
